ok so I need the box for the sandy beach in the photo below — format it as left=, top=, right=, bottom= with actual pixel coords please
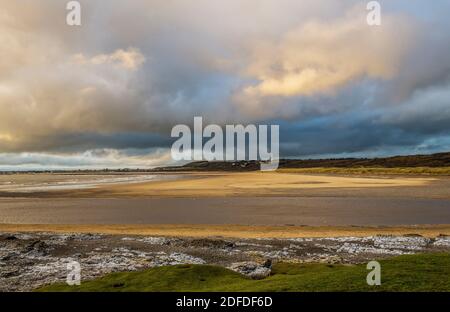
left=64, top=172, right=441, bottom=198
left=0, top=172, right=443, bottom=198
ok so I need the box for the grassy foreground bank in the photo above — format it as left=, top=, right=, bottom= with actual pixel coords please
left=38, top=253, right=450, bottom=292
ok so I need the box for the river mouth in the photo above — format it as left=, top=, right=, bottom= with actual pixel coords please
left=0, top=196, right=450, bottom=226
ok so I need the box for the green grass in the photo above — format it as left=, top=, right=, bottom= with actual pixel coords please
left=38, top=253, right=450, bottom=292
left=277, top=167, right=450, bottom=175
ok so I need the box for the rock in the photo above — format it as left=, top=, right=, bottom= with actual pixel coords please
left=433, top=237, right=450, bottom=247
left=23, top=241, right=51, bottom=256
left=403, top=234, right=423, bottom=238
left=149, top=252, right=206, bottom=266
left=263, top=259, right=272, bottom=268
left=137, top=237, right=174, bottom=245
left=1, top=270, right=21, bottom=278
left=248, top=267, right=271, bottom=280
left=228, top=262, right=271, bottom=280
left=1, top=252, right=19, bottom=261
left=373, top=236, right=430, bottom=251
left=326, top=255, right=342, bottom=264
left=185, top=238, right=235, bottom=249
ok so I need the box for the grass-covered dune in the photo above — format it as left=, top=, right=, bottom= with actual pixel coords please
left=277, top=167, right=450, bottom=175
left=155, top=152, right=450, bottom=172
left=38, top=253, right=450, bottom=292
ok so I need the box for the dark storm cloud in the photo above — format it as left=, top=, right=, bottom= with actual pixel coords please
left=0, top=0, right=450, bottom=168
left=279, top=84, right=450, bottom=157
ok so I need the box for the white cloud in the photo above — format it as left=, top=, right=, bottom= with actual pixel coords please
left=0, top=148, right=173, bottom=171
left=73, top=48, right=146, bottom=70
left=237, top=7, right=415, bottom=110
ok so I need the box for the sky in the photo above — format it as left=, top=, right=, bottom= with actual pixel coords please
left=1, top=0, right=450, bottom=170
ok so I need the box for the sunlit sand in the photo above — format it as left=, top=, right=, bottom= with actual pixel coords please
left=0, top=224, right=449, bottom=239
left=96, top=172, right=436, bottom=197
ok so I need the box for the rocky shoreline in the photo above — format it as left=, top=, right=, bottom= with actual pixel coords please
left=1, top=232, right=450, bottom=291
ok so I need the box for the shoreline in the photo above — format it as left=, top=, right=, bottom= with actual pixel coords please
left=1, top=224, right=449, bottom=238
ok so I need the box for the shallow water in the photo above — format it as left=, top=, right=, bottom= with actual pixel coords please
left=0, top=174, right=181, bottom=192
left=0, top=196, right=449, bottom=226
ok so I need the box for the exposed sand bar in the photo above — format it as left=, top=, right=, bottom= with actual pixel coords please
left=0, top=172, right=442, bottom=198
left=88, top=172, right=438, bottom=198
left=1, top=224, right=449, bottom=238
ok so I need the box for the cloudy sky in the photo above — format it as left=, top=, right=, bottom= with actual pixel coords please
left=1, top=0, right=450, bottom=169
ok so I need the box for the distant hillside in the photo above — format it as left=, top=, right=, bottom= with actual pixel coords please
left=2, top=152, right=449, bottom=174
left=155, top=152, right=450, bottom=172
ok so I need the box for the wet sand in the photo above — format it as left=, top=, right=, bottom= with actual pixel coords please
left=1, top=224, right=450, bottom=238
